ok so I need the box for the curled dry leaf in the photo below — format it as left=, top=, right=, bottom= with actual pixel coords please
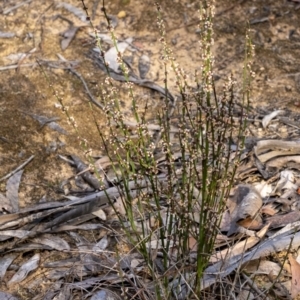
left=92, top=208, right=107, bottom=221
left=227, top=185, right=263, bottom=236
left=262, top=110, right=285, bottom=129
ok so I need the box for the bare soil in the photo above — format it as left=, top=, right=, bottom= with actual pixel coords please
left=1, top=0, right=300, bottom=298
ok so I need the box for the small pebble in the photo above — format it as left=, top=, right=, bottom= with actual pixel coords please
left=118, top=11, right=126, bottom=19
left=285, top=85, right=292, bottom=92
left=278, top=126, right=287, bottom=133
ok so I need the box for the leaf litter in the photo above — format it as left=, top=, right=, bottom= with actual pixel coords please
left=2, top=0, right=300, bottom=299
left=3, top=98, right=300, bottom=299
left=1, top=106, right=300, bottom=299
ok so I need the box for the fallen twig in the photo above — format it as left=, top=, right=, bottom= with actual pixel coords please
left=0, top=155, right=34, bottom=182
left=3, top=0, right=32, bottom=15
left=0, top=63, right=37, bottom=71
left=56, top=54, right=105, bottom=110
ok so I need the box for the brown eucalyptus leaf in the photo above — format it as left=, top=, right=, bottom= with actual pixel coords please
left=92, top=208, right=106, bottom=221
left=219, top=209, right=231, bottom=232
left=13, top=243, right=52, bottom=251
left=0, top=206, right=70, bottom=231
left=0, top=192, right=13, bottom=213
left=53, top=223, right=104, bottom=232
left=43, top=257, right=79, bottom=268
left=71, top=155, right=101, bottom=190
left=91, top=289, right=122, bottom=300
left=289, top=254, right=300, bottom=299
left=93, top=235, right=109, bottom=252
left=82, top=254, right=104, bottom=273
left=6, top=170, right=23, bottom=213
left=0, top=229, right=30, bottom=239
left=70, top=273, right=134, bottom=290
left=237, top=215, right=262, bottom=230
left=202, top=231, right=300, bottom=291
left=261, top=204, right=277, bottom=216
left=254, top=156, right=277, bottom=180
left=262, top=110, right=285, bottom=129
left=210, top=224, right=269, bottom=263
left=55, top=285, right=71, bottom=300
left=45, top=268, right=71, bottom=281
left=255, top=140, right=300, bottom=156
left=276, top=170, right=297, bottom=192
left=243, top=259, right=282, bottom=276
left=8, top=253, right=40, bottom=285
left=70, top=231, right=91, bottom=250
left=61, top=26, right=79, bottom=51
left=267, top=211, right=300, bottom=229
left=56, top=2, right=87, bottom=22
left=0, top=253, right=17, bottom=279
left=267, top=155, right=300, bottom=169
left=237, top=289, right=255, bottom=300
left=94, top=156, right=112, bottom=170
left=32, top=234, right=70, bottom=251
left=258, top=149, right=300, bottom=163
left=227, top=185, right=263, bottom=236
left=37, top=198, right=100, bottom=231
left=46, top=121, right=68, bottom=135
left=138, top=54, right=150, bottom=79
left=0, top=292, right=20, bottom=300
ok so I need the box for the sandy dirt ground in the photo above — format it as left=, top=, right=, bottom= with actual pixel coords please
left=1, top=0, right=300, bottom=298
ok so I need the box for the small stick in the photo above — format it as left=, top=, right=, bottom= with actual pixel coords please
left=0, top=155, right=34, bottom=182
left=3, top=0, right=32, bottom=15
left=0, top=63, right=37, bottom=71
left=57, top=53, right=105, bottom=110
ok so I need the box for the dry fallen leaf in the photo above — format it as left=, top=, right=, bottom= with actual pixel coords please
left=243, top=259, right=282, bottom=276
left=210, top=223, right=269, bottom=263
left=6, top=169, right=23, bottom=213
left=262, top=110, right=285, bottom=129
left=91, top=289, right=122, bottom=300
left=267, top=211, right=300, bottom=229
left=261, top=204, right=277, bottom=216
left=289, top=254, right=300, bottom=299
left=227, top=185, right=263, bottom=236
left=0, top=291, right=20, bottom=300
left=8, top=253, right=40, bottom=286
